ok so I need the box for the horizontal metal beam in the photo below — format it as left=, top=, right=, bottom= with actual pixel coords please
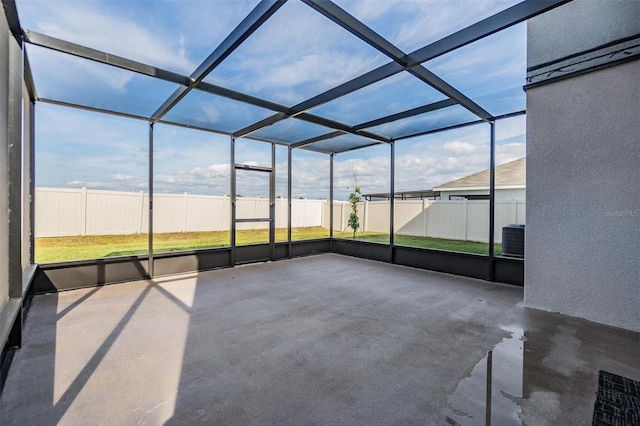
left=408, top=66, right=492, bottom=121
left=234, top=164, right=272, bottom=173
left=158, top=119, right=300, bottom=149
left=23, top=30, right=191, bottom=86
left=407, top=0, right=573, bottom=66
left=394, top=119, right=485, bottom=141
left=157, top=119, right=233, bottom=137
left=355, top=99, right=456, bottom=130
left=233, top=112, right=287, bottom=138
left=295, top=113, right=391, bottom=143
left=235, top=218, right=271, bottom=223
left=196, top=82, right=290, bottom=114
left=492, top=110, right=527, bottom=121
left=336, top=140, right=384, bottom=155
left=38, top=97, right=151, bottom=122
left=290, top=131, right=343, bottom=149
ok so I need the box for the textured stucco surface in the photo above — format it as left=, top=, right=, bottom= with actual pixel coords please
left=0, top=7, right=10, bottom=311
left=525, top=60, right=640, bottom=331
left=527, top=0, right=640, bottom=68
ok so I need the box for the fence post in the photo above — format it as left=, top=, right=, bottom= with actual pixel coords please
left=303, top=198, right=308, bottom=228
left=422, top=199, right=428, bottom=237
left=462, top=199, right=468, bottom=241
left=362, top=201, right=368, bottom=232
left=511, top=199, right=517, bottom=223
left=80, top=187, right=87, bottom=236
left=138, top=191, right=144, bottom=234
left=183, top=192, right=189, bottom=232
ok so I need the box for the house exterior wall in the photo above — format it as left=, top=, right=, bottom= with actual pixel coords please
left=525, top=0, right=640, bottom=332
left=0, top=9, right=9, bottom=311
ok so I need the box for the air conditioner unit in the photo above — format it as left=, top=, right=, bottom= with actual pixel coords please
left=502, top=224, right=525, bottom=258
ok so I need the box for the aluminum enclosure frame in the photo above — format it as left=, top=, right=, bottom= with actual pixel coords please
left=13, top=0, right=571, bottom=153
left=4, top=0, right=552, bottom=290
left=1, top=0, right=569, bottom=351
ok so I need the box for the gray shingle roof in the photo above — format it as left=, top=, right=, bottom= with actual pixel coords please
left=434, top=157, right=526, bottom=189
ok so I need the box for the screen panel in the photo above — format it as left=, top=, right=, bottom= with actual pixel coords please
left=367, top=105, right=478, bottom=140
left=17, top=0, right=260, bottom=75
left=308, top=71, right=447, bottom=126
left=424, top=23, right=527, bottom=117
left=334, top=0, right=520, bottom=54
left=27, top=45, right=179, bottom=118
left=162, top=89, right=275, bottom=134
left=204, top=0, right=389, bottom=106
left=250, top=118, right=333, bottom=145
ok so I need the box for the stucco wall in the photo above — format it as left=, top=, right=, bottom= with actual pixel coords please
left=527, top=0, right=640, bottom=68
left=0, top=6, right=10, bottom=312
left=525, top=59, right=640, bottom=331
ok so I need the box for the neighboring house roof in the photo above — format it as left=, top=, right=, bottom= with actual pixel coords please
left=434, top=157, right=526, bottom=191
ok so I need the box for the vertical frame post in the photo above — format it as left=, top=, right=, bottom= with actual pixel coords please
left=287, top=146, right=292, bottom=258
left=230, top=136, right=236, bottom=266
left=269, top=143, right=276, bottom=260
left=329, top=153, right=334, bottom=244
left=488, top=121, right=496, bottom=281
left=148, top=123, right=154, bottom=278
left=389, top=141, right=395, bottom=262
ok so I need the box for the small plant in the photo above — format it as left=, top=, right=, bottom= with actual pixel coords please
left=347, top=168, right=361, bottom=239
left=347, top=186, right=361, bottom=239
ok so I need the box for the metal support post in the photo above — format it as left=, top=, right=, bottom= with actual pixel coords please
left=269, top=143, right=276, bottom=260
left=389, top=141, right=395, bottom=262
left=147, top=123, right=154, bottom=278
left=329, top=153, right=334, bottom=243
left=488, top=121, right=496, bottom=281
left=287, top=146, right=292, bottom=258
left=230, top=136, right=236, bottom=266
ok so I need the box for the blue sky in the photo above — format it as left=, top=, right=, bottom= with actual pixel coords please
left=21, top=0, right=527, bottom=200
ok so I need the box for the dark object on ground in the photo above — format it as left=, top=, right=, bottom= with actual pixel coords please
left=593, top=370, right=640, bottom=425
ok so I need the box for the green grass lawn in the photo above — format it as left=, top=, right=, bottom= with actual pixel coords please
left=35, top=227, right=500, bottom=263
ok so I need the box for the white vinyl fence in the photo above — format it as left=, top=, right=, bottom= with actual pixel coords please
left=36, top=187, right=525, bottom=243
left=35, top=187, right=325, bottom=237
left=324, top=199, right=526, bottom=244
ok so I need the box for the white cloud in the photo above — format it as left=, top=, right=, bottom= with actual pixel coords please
left=207, top=0, right=388, bottom=104
left=26, top=2, right=196, bottom=74
left=496, top=143, right=526, bottom=165
left=335, top=0, right=520, bottom=53
left=66, top=180, right=111, bottom=189
left=443, top=141, right=477, bottom=155
left=425, top=23, right=526, bottom=98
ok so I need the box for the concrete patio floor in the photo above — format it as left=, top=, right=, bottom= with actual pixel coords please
left=1, top=254, right=638, bottom=425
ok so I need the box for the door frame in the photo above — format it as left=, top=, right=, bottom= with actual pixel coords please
left=230, top=138, right=275, bottom=266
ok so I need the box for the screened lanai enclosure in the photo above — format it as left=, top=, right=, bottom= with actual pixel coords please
left=2, top=0, right=640, bottom=424
left=9, top=0, right=562, bottom=289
